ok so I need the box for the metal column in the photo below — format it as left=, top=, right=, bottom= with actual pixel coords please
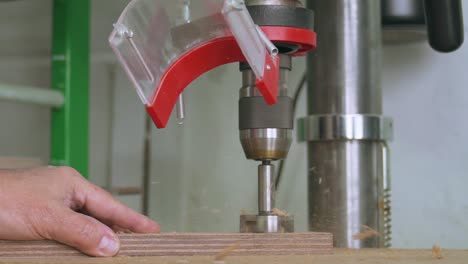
left=299, top=0, right=393, bottom=248
left=51, top=0, right=90, bottom=177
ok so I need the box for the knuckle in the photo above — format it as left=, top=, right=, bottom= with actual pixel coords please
left=49, top=167, right=83, bottom=202
left=56, top=166, right=81, bottom=179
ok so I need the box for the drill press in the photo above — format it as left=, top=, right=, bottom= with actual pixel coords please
left=110, top=0, right=316, bottom=233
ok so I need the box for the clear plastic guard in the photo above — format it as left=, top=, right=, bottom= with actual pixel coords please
left=222, top=0, right=267, bottom=79
left=109, top=0, right=274, bottom=105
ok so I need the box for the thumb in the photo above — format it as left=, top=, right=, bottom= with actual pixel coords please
left=46, top=210, right=120, bottom=257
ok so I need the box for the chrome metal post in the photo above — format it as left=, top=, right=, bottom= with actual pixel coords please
left=175, top=0, right=190, bottom=124
left=301, top=0, right=393, bottom=248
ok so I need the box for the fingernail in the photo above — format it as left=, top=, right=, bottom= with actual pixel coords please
left=98, top=235, right=120, bottom=256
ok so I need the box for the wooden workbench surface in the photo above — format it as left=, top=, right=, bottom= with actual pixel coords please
left=0, top=233, right=332, bottom=257
left=1, top=249, right=467, bottom=264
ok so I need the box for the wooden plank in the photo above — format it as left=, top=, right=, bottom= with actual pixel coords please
left=1, top=249, right=468, bottom=264
left=0, top=233, right=332, bottom=258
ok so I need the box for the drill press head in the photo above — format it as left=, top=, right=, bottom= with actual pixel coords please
left=238, top=0, right=315, bottom=233
left=238, top=0, right=314, bottom=163
left=238, top=55, right=295, bottom=233
left=239, top=56, right=294, bottom=233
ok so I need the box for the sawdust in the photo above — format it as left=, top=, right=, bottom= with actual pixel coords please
left=352, top=225, right=380, bottom=240
left=214, top=243, right=240, bottom=262
left=378, top=199, right=385, bottom=210
left=432, top=245, right=443, bottom=259
left=114, top=227, right=133, bottom=234
left=272, top=208, right=290, bottom=217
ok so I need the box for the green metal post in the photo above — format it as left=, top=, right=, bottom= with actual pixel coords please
left=51, top=0, right=90, bottom=178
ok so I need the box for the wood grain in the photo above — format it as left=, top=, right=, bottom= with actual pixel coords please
left=0, top=232, right=332, bottom=258
left=1, top=249, right=468, bottom=264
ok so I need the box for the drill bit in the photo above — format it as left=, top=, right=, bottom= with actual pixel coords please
left=258, top=161, right=275, bottom=215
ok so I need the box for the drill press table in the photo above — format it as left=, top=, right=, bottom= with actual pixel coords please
left=0, top=249, right=467, bottom=264
left=0, top=233, right=466, bottom=264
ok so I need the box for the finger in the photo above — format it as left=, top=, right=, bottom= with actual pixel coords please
left=46, top=209, right=120, bottom=257
left=74, top=181, right=160, bottom=234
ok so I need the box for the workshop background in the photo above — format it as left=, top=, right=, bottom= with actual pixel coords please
left=0, top=0, right=467, bottom=249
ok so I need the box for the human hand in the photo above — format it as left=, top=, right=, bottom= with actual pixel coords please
left=0, top=166, right=159, bottom=257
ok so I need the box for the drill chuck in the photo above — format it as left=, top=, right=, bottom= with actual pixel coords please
left=238, top=55, right=293, bottom=161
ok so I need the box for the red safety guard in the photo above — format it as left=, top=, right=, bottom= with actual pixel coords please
left=146, top=26, right=317, bottom=128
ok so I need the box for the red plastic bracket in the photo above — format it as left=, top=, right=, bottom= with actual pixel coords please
left=146, top=26, right=317, bottom=128
left=255, top=53, right=280, bottom=104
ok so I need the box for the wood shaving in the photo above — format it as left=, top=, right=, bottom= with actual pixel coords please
left=214, top=243, right=240, bottom=261
left=432, top=245, right=443, bottom=259
left=272, top=208, right=290, bottom=217
left=378, top=199, right=385, bottom=210
left=114, top=227, right=133, bottom=234
left=352, top=225, right=380, bottom=240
